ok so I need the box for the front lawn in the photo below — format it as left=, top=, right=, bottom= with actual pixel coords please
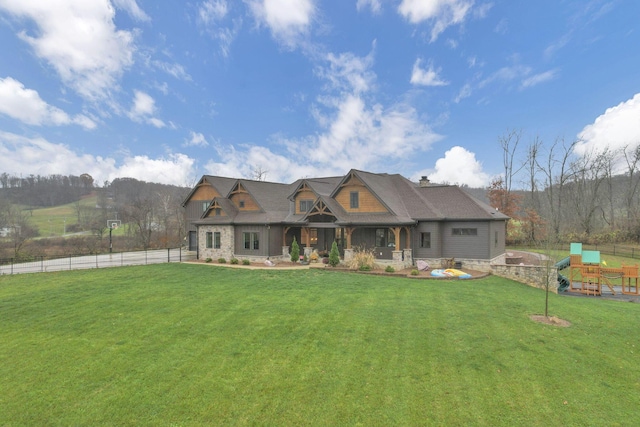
left=0, top=265, right=638, bottom=425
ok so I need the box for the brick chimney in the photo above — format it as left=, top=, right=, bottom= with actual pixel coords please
left=419, top=176, right=430, bottom=187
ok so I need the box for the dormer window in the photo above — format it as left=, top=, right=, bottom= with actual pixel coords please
left=214, top=208, right=221, bottom=216
left=239, top=200, right=245, bottom=208
left=299, top=199, right=313, bottom=213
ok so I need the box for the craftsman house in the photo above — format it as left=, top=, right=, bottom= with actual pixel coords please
left=182, top=169, right=509, bottom=268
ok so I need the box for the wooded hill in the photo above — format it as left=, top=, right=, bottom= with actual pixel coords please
left=0, top=174, right=189, bottom=260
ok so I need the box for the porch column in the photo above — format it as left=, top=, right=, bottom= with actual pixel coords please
left=391, top=227, right=401, bottom=249
left=301, top=227, right=310, bottom=248
left=283, top=227, right=291, bottom=244
left=345, top=227, right=355, bottom=249
left=403, top=227, right=412, bottom=249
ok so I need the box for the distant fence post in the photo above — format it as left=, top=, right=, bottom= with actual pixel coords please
left=167, top=248, right=170, bottom=263
left=96, top=253, right=99, bottom=268
left=180, top=247, right=182, bottom=262
left=145, top=250, right=148, bottom=265
left=41, top=256, right=44, bottom=273
left=11, top=258, right=13, bottom=275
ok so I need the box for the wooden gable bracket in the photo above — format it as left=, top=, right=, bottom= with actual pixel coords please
left=307, top=201, right=336, bottom=219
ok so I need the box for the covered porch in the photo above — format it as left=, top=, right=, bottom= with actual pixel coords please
left=283, top=224, right=413, bottom=262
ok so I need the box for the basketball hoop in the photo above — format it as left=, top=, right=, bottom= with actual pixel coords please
left=107, top=220, right=121, bottom=230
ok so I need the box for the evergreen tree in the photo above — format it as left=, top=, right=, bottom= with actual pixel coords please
left=290, top=236, right=300, bottom=263
left=329, top=240, right=340, bottom=267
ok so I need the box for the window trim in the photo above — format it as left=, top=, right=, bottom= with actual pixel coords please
left=451, top=228, right=478, bottom=236
left=299, top=199, right=313, bottom=213
left=349, top=191, right=359, bottom=209
left=420, top=232, right=431, bottom=248
left=214, top=231, right=221, bottom=249
left=243, top=232, right=259, bottom=250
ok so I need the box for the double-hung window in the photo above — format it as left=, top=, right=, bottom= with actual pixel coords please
left=420, top=232, right=431, bottom=248
left=214, top=232, right=221, bottom=249
left=299, top=199, right=313, bottom=213
left=205, top=232, right=213, bottom=248
left=243, top=232, right=259, bottom=250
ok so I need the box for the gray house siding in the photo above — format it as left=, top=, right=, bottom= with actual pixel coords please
left=489, top=220, right=507, bottom=259
left=413, top=222, right=441, bottom=258
left=268, top=225, right=284, bottom=256
left=185, top=200, right=209, bottom=232
left=234, top=225, right=271, bottom=257
left=442, top=222, right=490, bottom=259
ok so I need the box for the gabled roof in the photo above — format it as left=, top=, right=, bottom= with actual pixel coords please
left=412, top=185, right=509, bottom=220
left=201, top=197, right=238, bottom=220
left=187, top=170, right=509, bottom=226
left=181, top=175, right=237, bottom=206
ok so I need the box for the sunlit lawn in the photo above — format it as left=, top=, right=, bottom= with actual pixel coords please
left=1, top=264, right=639, bottom=426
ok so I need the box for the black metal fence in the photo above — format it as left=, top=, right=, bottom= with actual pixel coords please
left=578, top=243, right=640, bottom=260
left=0, top=248, right=196, bottom=275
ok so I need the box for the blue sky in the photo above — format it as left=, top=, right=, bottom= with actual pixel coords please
left=0, top=0, right=639, bottom=187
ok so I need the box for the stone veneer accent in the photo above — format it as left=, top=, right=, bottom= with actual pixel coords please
left=199, top=225, right=234, bottom=260
left=413, top=253, right=559, bottom=293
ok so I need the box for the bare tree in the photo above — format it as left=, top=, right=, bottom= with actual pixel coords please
left=536, top=137, right=577, bottom=239
left=621, top=144, right=640, bottom=237
left=567, top=148, right=612, bottom=236
left=250, top=165, right=269, bottom=181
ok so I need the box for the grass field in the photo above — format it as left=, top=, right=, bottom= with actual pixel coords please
left=1, top=264, right=639, bottom=426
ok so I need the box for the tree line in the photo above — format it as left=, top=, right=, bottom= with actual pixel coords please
left=0, top=173, right=95, bottom=207
left=0, top=174, right=189, bottom=260
left=486, top=130, right=640, bottom=245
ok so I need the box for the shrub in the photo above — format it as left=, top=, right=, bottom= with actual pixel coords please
left=242, top=259, right=251, bottom=265
left=290, top=236, right=300, bottom=263
left=346, top=245, right=377, bottom=271
left=411, top=269, right=419, bottom=276
left=205, top=257, right=212, bottom=263
left=230, top=258, right=239, bottom=265
left=218, top=258, right=226, bottom=263
left=329, top=241, right=340, bottom=267
left=385, top=265, right=395, bottom=273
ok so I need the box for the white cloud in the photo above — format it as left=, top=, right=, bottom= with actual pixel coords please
left=521, top=69, right=557, bottom=89
left=246, top=0, right=315, bottom=48
left=0, top=77, right=96, bottom=129
left=0, top=0, right=137, bottom=101
left=410, top=59, right=449, bottom=87
left=116, top=153, right=195, bottom=185
left=112, top=0, right=150, bottom=22
left=151, top=60, right=192, bottom=81
left=0, top=131, right=196, bottom=186
left=204, top=47, right=442, bottom=182
left=198, top=0, right=228, bottom=23
left=575, top=93, right=640, bottom=158
left=454, top=83, right=472, bottom=103
left=356, top=0, right=382, bottom=14
left=198, top=0, right=241, bottom=57
left=184, top=131, right=209, bottom=147
left=317, top=49, right=376, bottom=94
left=420, top=146, right=490, bottom=187
left=398, top=0, right=474, bottom=42
left=128, top=90, right=165, bottom=127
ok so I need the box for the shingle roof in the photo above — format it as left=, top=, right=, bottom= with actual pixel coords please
left=188, top=170, right=509, bottom=226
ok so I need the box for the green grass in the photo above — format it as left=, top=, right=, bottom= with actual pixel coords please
left=22, top=194, right=97, bottom=236
left=1, top=265, right=639, bottom=426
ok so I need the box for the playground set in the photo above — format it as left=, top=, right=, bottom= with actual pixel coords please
left=556, top=243, right=640, bottom=296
